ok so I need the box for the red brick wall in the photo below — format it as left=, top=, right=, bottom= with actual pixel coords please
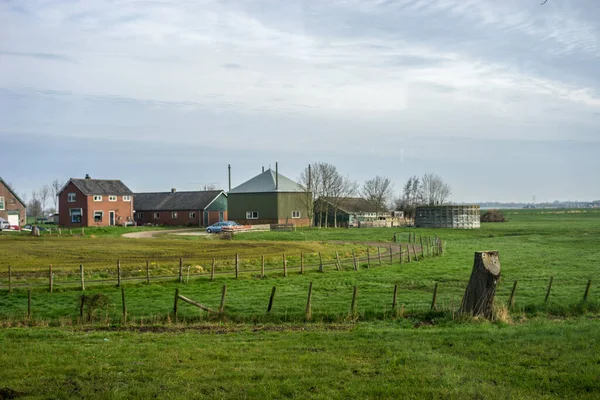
left=0, top=181, right=26, bottom=226
left=58, top=182, right=88, bottom=227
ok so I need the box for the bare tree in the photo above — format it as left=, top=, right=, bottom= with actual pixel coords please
left=51, top=179, right=64, bottom=210
left=39, top=185, right=50, bottom=215
left=28, top=190, right=42, bottom=218
left=362, top=176, right=394, bottom=216
left=395, top=176, right=421, bottom=219
left=203, top=184, right=217, bottom=190
left=420, top=173, right=452, bottom=206
left=328, top=174, right=358, bottom=228
left=298, top=164, right=316, bottom=228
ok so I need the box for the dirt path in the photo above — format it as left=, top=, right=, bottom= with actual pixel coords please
left=122, top=228, right=203, bottom=238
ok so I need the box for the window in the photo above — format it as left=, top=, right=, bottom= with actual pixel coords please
left=153, top=212, right=160, bottom=219
left=70, top=208, right=82, bottom=223
left=136, top=212, right=144, bottom=220
left=94, top=211, right=103, bottom=222
left=246, top=211, right=259, bottom=219
left=172, top=212, right=178, bottom=219
left=123, top=195, right=131, bottom=202
left=108, top=195, right=117, bottom=202
left=93, top=195, right=102, bottom=202
left=189, top=212, right=196, bottom=219
left=292, top=210, right=301, bottom=219
left=68, top=193, right=76, bottom=202
left=0, top=196, right=4, bottom=210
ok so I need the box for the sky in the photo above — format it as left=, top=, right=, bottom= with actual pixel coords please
left=1, top=0, right=599, bottom=203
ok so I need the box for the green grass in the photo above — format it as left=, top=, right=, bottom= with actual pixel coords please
left=1, top=319, right=600, bottom=399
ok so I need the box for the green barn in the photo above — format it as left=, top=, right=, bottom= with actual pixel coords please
left=228, top=168, right=311, bottom=227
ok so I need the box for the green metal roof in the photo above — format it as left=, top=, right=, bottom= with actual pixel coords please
left=229, top=169, right=304, bottom=194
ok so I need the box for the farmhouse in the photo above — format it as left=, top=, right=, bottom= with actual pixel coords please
left=0, top=177, right=26, bottom=227
left=314, top=197, right=404, bottom=227
left=228, top=167, right=311, bottom=226
left=134, top=189, right=227, bottom=226
left=58, top=175, right=134, bottom=227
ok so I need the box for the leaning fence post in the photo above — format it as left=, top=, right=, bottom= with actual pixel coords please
left=584, top=279, right=592, bottom=301
left=219, top=285, right=227, bottom=314
left=431, top=283, right=438, bottom=310
left=399, top=244, right=403, bottom=264
left=117, top=259, right=121, bottom=287
left=351, top=286, right=358, bottom=316
left=300, top=253, right=304, bottom=275
left=49, top=264, right=53, bottom=293
left=392, top=284, right=398, bottom=311
left=318, top=252, right=323, bottom=273
left=367, top=248, right=371, bottom=268
left=305, top=282, right=313, bottom=320
left=173, top=288, right=179, bottom=321
left=235, top=254, right=239, bottom=279
left=27, top=289, right=32, bottom=319
left=389, top=245, right=393, bottom=264
left=146, top=260, right=150, bottom=285
left=80, top=264, right=85, bottom=291
left=353, top=249, right=358, bottom=271
left=508, top=280, right=518, bottom=308
left=426, top=237, right=431, bottom=257
left=267, top=286, right=277, bottom=312
left=335, top=251, right=341, bottom=271
left=211, top=258, right=216, bottom=281
left=420, top=236, right=425, bottom=259
left=544, top=277, right=553, bottom=303
left=261, top=255, right=265, bottom=279
left=283, top=253, right=287, bottom=277
left=8, top=265, right=12, bottom=294
left=377, top=247, right=382, bottom=266
left=122, top=287, right=127, bottom=322
left=179, top=258, right=183, bottom=283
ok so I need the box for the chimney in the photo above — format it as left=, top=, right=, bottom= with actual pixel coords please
left=228, top=164, right=231, bottom=191
left=171, top=188, right=176, bottom=193
left=262, top=166, right=264, bottom=173
left=275, top=162, right=279, bottom=191
left=85, top=174, right=91, bottom=180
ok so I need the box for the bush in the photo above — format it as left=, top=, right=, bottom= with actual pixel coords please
left=481, top=210, right=506, bottom=223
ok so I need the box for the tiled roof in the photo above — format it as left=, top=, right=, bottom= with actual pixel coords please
left=70, top=179, right=133, bottom=196
left=134, top=190, right=224, bottom=211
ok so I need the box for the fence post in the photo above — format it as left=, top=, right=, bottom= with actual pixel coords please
left=389, top=245, right=393, bottom=264
left=283, top=253, right=287, bottom=277
left=219, top=285, right=227, bottom=314
left=426, top=237, right=431, bottom=257
left=367, top=248, right=371, bottom=268
left=584, top=279, right=592, bottom=301
left=173, top=288, right=179, bottom=321
left=49, top=264, right=53, bottom=293
left=420, top=236, right=424, bottom=259
left=80, top=264, right=85, bottom=291
left=544, top=277, right=553, bottom=303
left=8, top=265, right=11, bottom=294
left=399, top=244, right=403, bottom=265
left=27, top=289, right=32, bottom=319
left=211, top=258, right=216, bottom=281
left=431, top=283, right=438, bottom=310
left=267, top=286, right=276, bottom=312
left=406, top=244, right=411, bottom=263
left=117, top=260, right=121, bottom=287
left=79, top=295, right=85, bottom=320
left=235, top=254, right=239, bottom=279
left=318, top=252, right=323, bottom=273
left=146, top=260, right=150, bottom=285
left=122, top=287, right=127, bottom=322
left=305, top=282, right=313, bottom=320
left=300, top=253, right=304, bottom=275
left=392, top=284, right=398, bottom=311
left=508, top=280, right=518, bottom=308
left=179, top=258, right=183, bottom=283
left=351, top=286, right=358, bottom=316
left=353, top=249, right=358, bottom=271
left=335, top=251, right=341, bottom=271
left=261, top=255, right=265, bottom=279
left=378, top=247, right=382, bottom=266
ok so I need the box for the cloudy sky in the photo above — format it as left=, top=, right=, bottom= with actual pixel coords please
left=1, top=0, right=599, bottom=203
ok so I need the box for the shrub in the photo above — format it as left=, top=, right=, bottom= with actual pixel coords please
left=481, top=210, right=506, bottom=222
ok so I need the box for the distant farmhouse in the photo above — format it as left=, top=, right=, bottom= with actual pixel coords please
left=315, top=197, right=403, bottom=227
left=0, top=177, right=26, bottom=227
left=58, top=175, right=134, bottom=227
left=134, top=189, right=227, bottom=226
left=228, top=167, right=311, bottom=226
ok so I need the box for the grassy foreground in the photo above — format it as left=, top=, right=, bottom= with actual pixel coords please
left=1, top=319, right=599, bottom=399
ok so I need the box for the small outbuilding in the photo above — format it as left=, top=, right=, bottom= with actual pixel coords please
left=415, top=205, right=480, bottom=229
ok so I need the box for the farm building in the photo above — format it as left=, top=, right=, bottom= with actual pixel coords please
left=134, top=189, right=227, bottom=226
left=314, top=197, right=404, bottom=227
left=415, top=205, right=480, bottom=229
left=228, top=167, right=311, bottom=226
left=58, top=175, right=134, bottom=227
left=0, top=177, right=26, bottom=227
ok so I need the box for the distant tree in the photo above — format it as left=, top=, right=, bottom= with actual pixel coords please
left=362, top=176, right=394, bottom=216
left=50, top=179, right=64, bottom=210
left=481, top=210, right=506, bottom=223
left=39, top=185, right=50, bottom=214
left=298, top=164, right=316, bottom=228
left=420, top=173, right=451, bottom=206
left=203, top=184, right=217, bottom=191
left=27, top=190, right=42, bottom=218
left=328, top=173, right=358, bottom=228
left=395, top=176, right=421, bottom=219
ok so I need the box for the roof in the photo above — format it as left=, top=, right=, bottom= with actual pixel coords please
left=229, top=168, right=304, bottom=194
left=320, top=197, right=378, bottom=213
left=134, top=190, right=224, bottom=211
left=0, top=177, right=26, bottom=207
left=65, top=178, right=133, bottom=196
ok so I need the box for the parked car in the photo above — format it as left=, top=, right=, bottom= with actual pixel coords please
left=206, top=221, right=239, bottom=233
left=0, top=220, right=10, bottom=231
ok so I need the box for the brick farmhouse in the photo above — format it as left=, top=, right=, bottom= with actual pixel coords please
left=0, top=177, right=26, bottom=227
left=58, top=175, right=134, bottom=227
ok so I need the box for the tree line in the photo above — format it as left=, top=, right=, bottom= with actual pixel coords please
left=16, top=179, right=64, bottom=219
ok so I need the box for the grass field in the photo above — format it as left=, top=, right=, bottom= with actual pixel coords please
left=1, top=209, right=599, bottom=398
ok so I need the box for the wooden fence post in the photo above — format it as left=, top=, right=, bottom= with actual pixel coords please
left=431, top=283, right=438, bottom=310
left=267, top=286, right=277, bottom=312
left=179, top=258, right=183, bottom=283
left=80, top=264, right=85, bottom=291
left=544, top=277, right=553, bottom=303
left=392, top=284, right=398, bottom=311
left=49, top=264, right=53, bottom=293
left=173, top=288, right=179, bottom=321
left=27, top=289, right=32, bottom=319
left=300, top=253, right=304, bottom=275
left=367, top=248, right=371, bottom=268
left=8, top=265, right=11, bottom=294
left=413, top=244, right=419, bottom=262
left=305, top=282, right=313, bottom=320
left=420, top=236, right=425, bottom=259
left=508, top=280, right=518, bottom=308
left=377, top=247, right=382, bottom=266
left=353, top=249, right=358, bottom=271
left=211, top=258, right=216, bottom=281
left=117, top=260, right=121, bottom=287
left=235, top=254, right=239, bottom=279
left=406, top=244, right=411, bottom=263
left=146, top=260, right=150, bottom=285
left=399, top=244, right=403, bottom=265
left=335, top=251, right=341, bottom=271
left=584, top=279, right=592, bottom=301
left=122, top=287, right=127, bottom=322
left=426, top=237, right=431, bottom=257
left=318, top=252, right=323, bottom=273
left=79, top=295, right=85, bottom=320
left=351, top=286, right=358, bottom=315
left=389, top=245, right=393, bottom=264
left=219, top=285, right=227, bottom=314
left=261, top=255, right=265, bottom=279
left=283, top=253, right=287, bottom=277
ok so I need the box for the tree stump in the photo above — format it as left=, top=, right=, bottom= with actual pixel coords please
left=460, top=251, right=501, bottom=319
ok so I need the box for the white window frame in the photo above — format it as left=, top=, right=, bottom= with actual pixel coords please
left=123, top=195, right=131, bottom=202
left=153, top=212, right=160, bottom=219
left=93, top=210, right=104, bottom=223
left=0, top=196, right=4, bottom=210
left=292, top=210, right=301, bottom=219
left=70, top=208, right=82, bottom=224
left=93, top=195, right=102, bottom=202
left=172, top=212, right=178, bottom=219
left=68, top=193, right=76, bottom=203
left=108, top=195, right=117, bottom=202
left=246, top=211, right=259, bottom=219
left=136, top=212, right=144, bottom=220
left=189, top=212, right=196, bottom=219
